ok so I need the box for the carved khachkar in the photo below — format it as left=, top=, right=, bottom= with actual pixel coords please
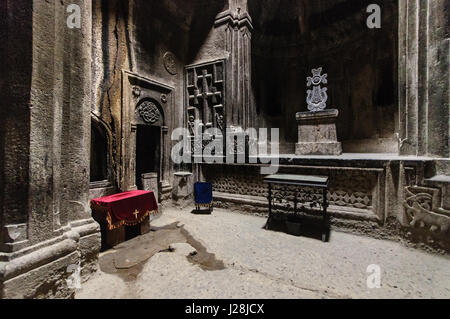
left=404, top=186, right=450, bottom=233
left=296, top=67, right=342, bottom=155
left=306, top=68, right=328, bottom=112
left=186, top=60, right=226, bottom=141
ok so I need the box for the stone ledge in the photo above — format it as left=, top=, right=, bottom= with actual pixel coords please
left=200, top=154, right=436, bottom=168
left=174, top=171, right=193, bottom=177
left=296, top=142, right=342, bottom=156
left=70, top=220, right=101, bottom=239
left=89, top=180, right=112, bottom=189
left=0, top=218, right=100, bottom=261
left=214, top=192, right=267, bottom=206
left=425, top=175, right=450, bottom=184
left=0, top=236, right=68, bottom=262
left=0, top=239, right=77, bottom=281
left=296, top=109, right=339, bottom=121
left=0, top=219, right=101, bottom=298
left=213, top=192, right=380, bottom=222
left=1, top=251, right=79, bottom=299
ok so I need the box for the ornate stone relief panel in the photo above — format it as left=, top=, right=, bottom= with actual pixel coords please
left=306, top=67, right=328, bottom=112
left=185, top=60, right=226, bottom=134
left=404, top=186, right=450, bottom=233
left=163, top=52, right=177, bottom=75
left=202, top=165, right=378, bottom=217
left=135, top=99, right=163, bottom=126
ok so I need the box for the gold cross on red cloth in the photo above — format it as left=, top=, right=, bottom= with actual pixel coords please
left=133, top=209, right=139, bottom=219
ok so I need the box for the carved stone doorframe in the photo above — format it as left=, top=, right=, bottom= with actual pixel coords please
left=121, top=71, right=174, bottom=192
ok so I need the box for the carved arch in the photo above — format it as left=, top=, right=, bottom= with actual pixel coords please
left=90, top=113, right=116, bottom=186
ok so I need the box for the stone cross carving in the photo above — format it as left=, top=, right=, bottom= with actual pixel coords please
left=186, top=60, right=225, bottom=156
left=306, top=67, right=328, bottom=112
left=193, top=69, right=223, bottom=128
left=187, top=63, right=224, bottom=130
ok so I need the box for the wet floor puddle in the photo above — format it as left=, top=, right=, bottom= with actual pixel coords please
left=98, top=222, right=225, bottom=282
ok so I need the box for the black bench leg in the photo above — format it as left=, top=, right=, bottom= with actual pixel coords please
left=322, top=188, right=328, bottom=242
left=265, top=183, right=272, bottom=229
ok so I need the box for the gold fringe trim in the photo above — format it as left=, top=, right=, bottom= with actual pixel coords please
left=105, top=209, right=159, bottom=231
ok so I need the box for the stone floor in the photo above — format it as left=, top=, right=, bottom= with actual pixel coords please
left=76, top=207, right=450, bottom=299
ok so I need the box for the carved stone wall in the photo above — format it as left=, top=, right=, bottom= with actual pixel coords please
left=201, top=158, right=450, bottom=252
left=249, top=0, right=399, bottom=153
left=202, top=164, right=379, bottom=219
left=91, top=0, right=228, bottom=197
left=186, top=60, right=226, bottom=132
left=121, top=71, right=174, bottom=196
left=404, top=186, right=450, bottom=234
left=0, top=0, right=100, bottom=299
left=1, top=0, right=449, bottom=300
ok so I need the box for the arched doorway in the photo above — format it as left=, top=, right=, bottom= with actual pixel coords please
left=120, top=72, right=174, bottom=198
left=134, top=99, right=164, bottom=193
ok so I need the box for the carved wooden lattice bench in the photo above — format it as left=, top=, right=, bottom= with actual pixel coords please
left=264, top=174, right=329, bottom=242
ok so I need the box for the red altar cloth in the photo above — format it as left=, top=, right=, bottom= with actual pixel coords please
left=90, top=190, right=158, bottom=230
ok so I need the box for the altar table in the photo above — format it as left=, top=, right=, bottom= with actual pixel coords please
left=90, top=190, right=158, bottom=231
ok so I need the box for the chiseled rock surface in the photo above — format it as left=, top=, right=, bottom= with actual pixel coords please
left=77, top=207, right=450, bottom=299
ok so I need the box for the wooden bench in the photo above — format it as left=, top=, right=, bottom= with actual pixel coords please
left=264, top=174, right=329, bottom=242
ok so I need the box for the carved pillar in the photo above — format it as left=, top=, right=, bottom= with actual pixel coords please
left=0, top=0, right=33, bottom=254
left=0, top=0, right=80, bottom=251
left=215, top=0, right=254, bottom=130
left=398, top=0, right=449, bottom=158
left=2, top=0, right=96, bottom=240
left=1, top=0, right=100, bottom=299
left=59, top=0, right=93, bottom=225
left=426, top=0, right=449, bottom=158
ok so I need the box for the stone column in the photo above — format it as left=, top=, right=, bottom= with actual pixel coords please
left=0, top=0, right=34, bottom=254
left=59, top=0, right=94, bottom=224
left=426, top=0, right=449, bottom=158
left=0, top=0, right=100, bottom=299
left=398, top=0, right=449, bottom=158
left=397, top=1, right=449, bottom=252
left=215, top=0, right=255, bottom=130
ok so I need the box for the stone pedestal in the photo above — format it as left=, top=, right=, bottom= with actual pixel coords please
left=173, top=172, right=194, bottom=208
left=141, top=172, right=159, bottom=202
left=295, top=109, right=342, bottom=155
